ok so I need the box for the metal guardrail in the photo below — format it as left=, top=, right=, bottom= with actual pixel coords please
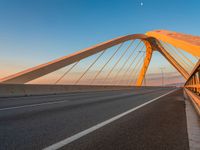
left=185, top=60, right=200, bottom=115
left=185, top=60, right=200, bottom=94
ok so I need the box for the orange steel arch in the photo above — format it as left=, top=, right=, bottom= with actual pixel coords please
left=0, top=30, right=199, bottom=86
left=136, top=36, right=190, bottom=86
left=146, top=30, right=200, bottom=57
left=0, top=34, right=152, bottom=84
left=136, top=40, right=153, bottom=86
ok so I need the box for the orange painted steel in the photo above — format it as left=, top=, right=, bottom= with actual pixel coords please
left=136, top=40, right=153, bottom=86
left=0, top=30, right=199, bottom=86
left=146, top=30, right=200, bottom=57
left=162, top=42, right=192, bottom=70
left=184, top=60, right=200, bottom=115
left=185, top=60, right=200, bottom=93
left=154, top=40, right=189, bottom=79
left=0, top=34, right=150, bottom=84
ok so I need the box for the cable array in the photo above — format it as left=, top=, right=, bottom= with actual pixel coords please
left=43, top=40, right=149, bottom=86
left=44, top=38, right=197, bottom=86
left=160, top=41, right=197, bottom=73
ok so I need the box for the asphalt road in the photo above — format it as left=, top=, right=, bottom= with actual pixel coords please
left=0, top=87, right=189, bottom=150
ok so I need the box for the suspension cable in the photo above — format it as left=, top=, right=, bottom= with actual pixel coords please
left=90, top=43, right=124, bottom=85
left=54, top=61, right=79, bottom=84
left=117, top=44, right=145, bottom=84
left=110, top=40, right=142, bottom=84
left=164, top=41, right=194, bottom=66
left=116, top=52, right=140, bottom=85
left=131, top=58, right=144, bottom=86
left=173, top=46, right=194, bottom=66
left=74, top=50, right=106, bottom=85
left=127, top=53, right=144, bottom=85
left=194, top=56, right=199, bottom=60
left=162, top=42, right=183, bottom=63
left=162, top=42, right=191, bottom=69
left=166, top=43, right=192, bottom=69
left=103, top=40, right=134, bottom=84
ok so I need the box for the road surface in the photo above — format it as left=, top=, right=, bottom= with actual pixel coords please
left=0, top=87, right=189, bottom=150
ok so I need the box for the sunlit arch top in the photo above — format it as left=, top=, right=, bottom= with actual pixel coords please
left=146, top=30, right=200, bottom=57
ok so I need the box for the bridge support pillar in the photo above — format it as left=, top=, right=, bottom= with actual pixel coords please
left=136, top=40, right=153, bottom=86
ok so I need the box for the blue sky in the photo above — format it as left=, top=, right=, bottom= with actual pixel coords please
left=0, top=0, right=199, bottom=83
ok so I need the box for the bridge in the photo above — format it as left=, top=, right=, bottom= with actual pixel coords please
left=0, top=30, right=200, bottom=150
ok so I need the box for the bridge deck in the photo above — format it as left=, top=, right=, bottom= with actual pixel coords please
left=60, top=89, right=189, bottom=150
left=0, top=88, right=196, bottom=150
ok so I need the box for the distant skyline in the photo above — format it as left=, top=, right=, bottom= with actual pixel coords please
left=0, top=0, right=199, bottom=85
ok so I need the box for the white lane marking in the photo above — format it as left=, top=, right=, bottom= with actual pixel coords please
left=43, top=89, right=178, bottom=150
left=0, top=93, right=131, bottom=111
left=0, top=89, right=159, bottom=111
left=0, top=100, right=69, bottom=111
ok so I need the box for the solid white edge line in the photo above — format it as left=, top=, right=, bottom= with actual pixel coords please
left=43, top=88, right=178, bottom=150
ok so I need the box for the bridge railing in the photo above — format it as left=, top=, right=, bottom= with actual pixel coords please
left=184, top=60, right=200, bottom=115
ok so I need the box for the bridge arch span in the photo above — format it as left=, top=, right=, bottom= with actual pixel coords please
left=0, top=30, right=199, bottom=85
left=0, top=34, right=153, bottom=85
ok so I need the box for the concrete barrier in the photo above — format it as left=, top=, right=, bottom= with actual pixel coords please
left=0, top=84, right=171, bottom=98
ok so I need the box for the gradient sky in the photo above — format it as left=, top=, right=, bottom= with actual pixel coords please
left=0, top=0, right=199, bottom=85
